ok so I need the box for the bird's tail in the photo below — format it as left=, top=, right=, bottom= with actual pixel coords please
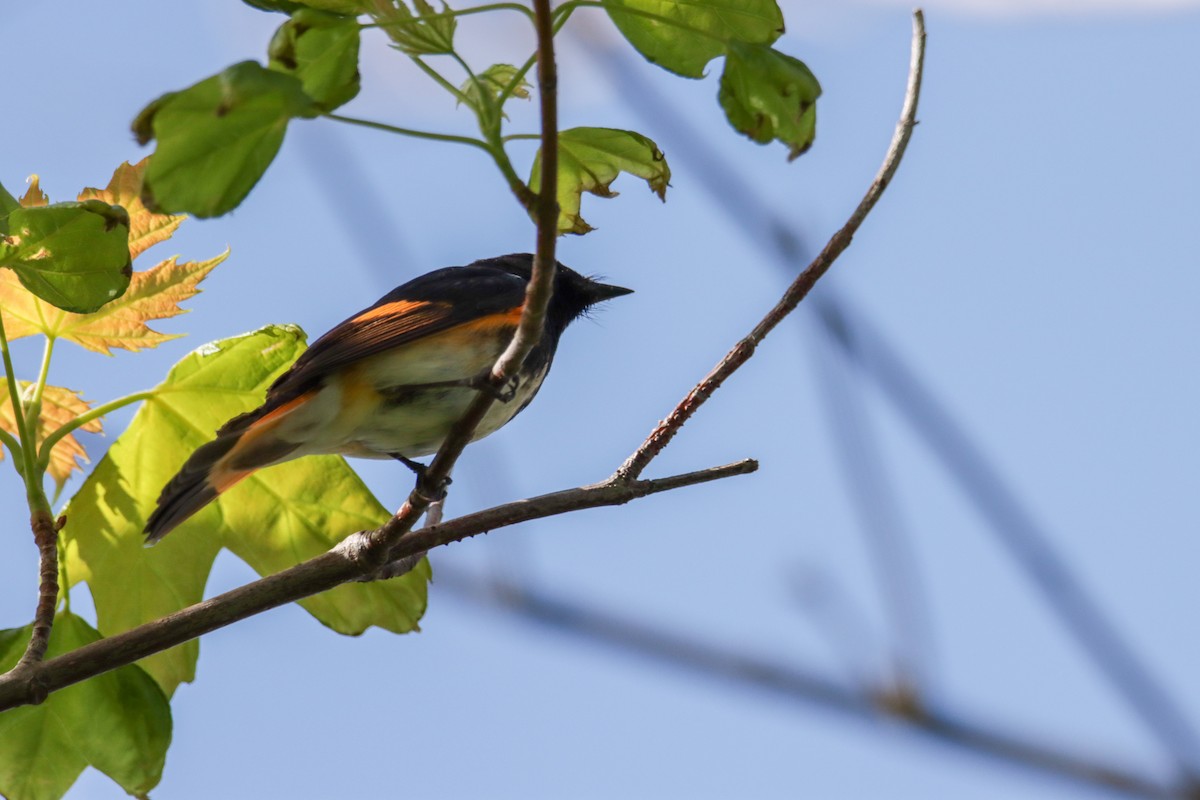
left=144, top=396, right=306, bottom=544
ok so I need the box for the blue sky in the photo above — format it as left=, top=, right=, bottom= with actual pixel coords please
left=2, top=1, right=1199, bottom=798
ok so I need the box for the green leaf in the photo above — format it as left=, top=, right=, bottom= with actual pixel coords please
left=63, top=325, right=429, bottom=697
left=0, top=200, right=132, bottom=314
left=604, top=0, right=783, bottom=78
left=371, top=0, right=456, bottom=57
left=459, top=63, right=530, bottom=121
left=269, top=8, right=362, bottom=111
left=135, top=61, right=318, bottom=218
left=530, top=127, right=671, bottom=235
left=246, top=0, right=366, bottom=12
left=243, top=0, right=306, bottom=12
left=0, top=181, right=18, bottom=235
left=0, top=612, right=171, bottom=800
left=719, top=41, right=821, bottom=160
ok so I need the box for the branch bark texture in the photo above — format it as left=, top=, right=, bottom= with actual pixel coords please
left=0, top=460, right=755, bottom=711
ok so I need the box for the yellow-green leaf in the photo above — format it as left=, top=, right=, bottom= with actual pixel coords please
left=63, top=326, right=429, bottom=697
left=459, top=63, right=530, bottom=121
left=530, top=127, right=671, bottom=235
left=0, top=612, right=171, bottom=800
left=369, top=0, right=455, bottom=56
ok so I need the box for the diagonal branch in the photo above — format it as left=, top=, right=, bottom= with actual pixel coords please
left=614, top=10, right=927, bottom=483
left=0, top=459, right=756, bottom=711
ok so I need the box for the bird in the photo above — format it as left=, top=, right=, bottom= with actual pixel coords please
left=144, top=253, right=632, bottom=543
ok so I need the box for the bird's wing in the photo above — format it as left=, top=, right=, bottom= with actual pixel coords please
left=219, top=267, right=527, bottom=435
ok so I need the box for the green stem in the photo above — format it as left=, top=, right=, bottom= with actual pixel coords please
left=0, top=315, right=42, bottom=506
left=411, top=56, right=471, bottom=105
left=487, top=143, right=536, bottom=211
left=502, top=133, right=541, bottom=143
left=56, top=534, right=70, bottom=613
left=38, top=389, right=157, bottom=472
left=0, top=314, right=28, bottom=451
left=325, top=113, right=491, bottom=151
left=24, top=336, right=55, bottom=442
left=0, top=428, right=21, bottom=472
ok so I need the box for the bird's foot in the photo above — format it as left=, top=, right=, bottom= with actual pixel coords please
left=469, top=371, right=520, bottom=403
left=389, top=453, right=451, bottom=501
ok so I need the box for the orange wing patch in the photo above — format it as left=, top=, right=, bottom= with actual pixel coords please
left=351, top=299, right=433, bottom=324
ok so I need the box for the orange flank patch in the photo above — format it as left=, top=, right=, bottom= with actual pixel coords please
left=441, top=304, right=525, bottom=337
left=249, top=391, right=314, bottom=430
left=214, top=390, right=315, bottom=482
left=351, top=299, right=434, bottom=324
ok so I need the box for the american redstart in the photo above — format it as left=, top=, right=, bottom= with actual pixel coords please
left=144, top=253, right=632, bottom=543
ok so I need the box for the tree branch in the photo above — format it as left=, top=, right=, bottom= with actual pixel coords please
left=614, top=10, right=927, bottom=483
left=0, top=459, right=756, bottom=711
left=11, top=511, right=61, bottom=681
left=437, top=570, right=1184, bottom=800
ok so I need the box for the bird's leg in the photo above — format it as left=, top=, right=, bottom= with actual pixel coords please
left=467, top=370, right=520, bottom=403
left=389, top=453, right=451, bottom=501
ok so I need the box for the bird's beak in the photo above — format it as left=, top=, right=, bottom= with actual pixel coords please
left=589, top=282, right=634, bottom=302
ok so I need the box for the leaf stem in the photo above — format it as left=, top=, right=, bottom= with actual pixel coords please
left=0, top=313, right=29, bottom=452
left=0, top=314, right=45, bottom=506
left=324, top=113, right=491, bottom=151
left=38, top=389, right=157, bottom=471
left=411, top=55, right=472, bottom=105
left=24, top=335, right=55, bottom=443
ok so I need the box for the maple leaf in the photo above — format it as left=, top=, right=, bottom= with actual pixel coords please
left=78, top=160, right=182, bottom=260
left=0, top=160, right=227, bottom=353
left=0, top=382, right=101, bottom=488
left=19, top=175, right=48, bottom=207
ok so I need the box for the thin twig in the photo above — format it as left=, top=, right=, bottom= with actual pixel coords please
left=613, top=10, right=927, bottom=482
left=0, top=459, right=756, bottom=710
